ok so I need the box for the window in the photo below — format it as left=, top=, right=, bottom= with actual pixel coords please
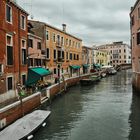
left=78, top=43, right=80, bottom=48
left=37, top=42, right=41, bottom=50
left=22, top=74, right=26, bottom=86
left=53, top=33, right=55, bottom=42
left=66, top=39, right=68, bottom=46
left=22, top=49, right=26, bottom=65
left=21, top=15, right=26, bottom=30
left=124, top=55, right=126, bottom=59
left=46, top=48, right=50, bottom=59
left=54, top=49, right=56, bottom=59
left=124, top=49, right=126, bottom=53
left=29, top=58, right=33, bottom=67
left=57, top=35, right=60, bottom=44
left=54, top=68, right=57, bottom=74
left=77, top=54, right=79, bottom=60
left=57, top=50, right=61, bottom=58
left=0, top=64, right=3, bottom=74
left=61, top=37, right=64, bottom=45
left=6, top=34, right=13, bottom=65
left=28, top=39, right=33, bottom=48
left=70, top=53, right=72, bottom=60
left=131, top=16, right=134, bottom=26
left=62, top=51, right=64, bottom=59
left=7, top=76, right=13, bottom=91
left=66, top=52, right=69, bottom=60
left=119, top=50, right=121, bottom=53
left=6, top=4, right=12, bottom=23
left=46, top=31, right=49, bottom=40
left=69, top=40, right=71, bottom=46
left=62, top=68, right=63, bottom=73
left=138, top=7, right=140, bottom=19
left=74, top=54, right=76, bottom=60
left=137, top=32, right=140, bottom=44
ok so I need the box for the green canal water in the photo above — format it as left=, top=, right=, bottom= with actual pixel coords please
left=33, top=70, right=140, bottom=140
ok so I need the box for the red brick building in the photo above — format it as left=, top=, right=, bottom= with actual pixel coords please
left=0, top=0, right=28, bottom=103
left=130, top=0, right=140, bottom=93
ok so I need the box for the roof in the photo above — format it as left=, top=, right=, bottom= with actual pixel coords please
left=28, top=20, right=82, bottom=41
left=130, top=0, right=140, bottom=14
left=9, top=1, right=29, bottom=15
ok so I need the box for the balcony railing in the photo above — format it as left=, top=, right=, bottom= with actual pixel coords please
left=57, top=57, right=64, bottom=63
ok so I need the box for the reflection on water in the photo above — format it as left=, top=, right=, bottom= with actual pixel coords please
left=33, top=70, right=140, bottom=140
left=129, top=93, right=140, bottom=140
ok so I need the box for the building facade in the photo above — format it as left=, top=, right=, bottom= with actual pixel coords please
left=82, top=46, right=93, bottom=73
left=0, top=0, right=28, bottom=103
left=96, top=41, right=131, bottom=67
left=28, top=20, right=83, bottom=79
left=130, top=0, right=140, bottom=92
left=93, top=48, right=109, bottom=66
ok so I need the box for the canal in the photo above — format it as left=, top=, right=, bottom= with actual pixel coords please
left=33, top=70, right=140, bottom=140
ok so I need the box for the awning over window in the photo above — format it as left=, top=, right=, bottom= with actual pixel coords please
left=83, top=64, right=89, bottom=68
left=70, top=65, right=81, bottom=69
left=93, top=64, right=101, bottom=69
left=26, top=67, right=51, bottom=86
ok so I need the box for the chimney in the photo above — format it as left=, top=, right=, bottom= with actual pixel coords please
left=62, top=24, right=66, bottom=32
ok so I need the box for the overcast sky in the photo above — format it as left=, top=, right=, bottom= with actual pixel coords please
left=17, top=0, right=136, bottom=46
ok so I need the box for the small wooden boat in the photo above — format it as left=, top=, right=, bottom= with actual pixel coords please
left=80, top=75, right=101, bottom=86
left=0, top=110, right=51, bottom=140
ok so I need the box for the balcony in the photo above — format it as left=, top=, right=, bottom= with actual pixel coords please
left=56, top=41, right=64, bottom=48
left=57, top=57, right=64, bottom=63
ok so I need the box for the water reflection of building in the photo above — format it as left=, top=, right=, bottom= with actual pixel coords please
left=129, top=94, right=140, bottom=140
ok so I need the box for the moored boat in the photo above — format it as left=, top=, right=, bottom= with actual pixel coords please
left=0, top=110, right=51, bottom=140
left=80, top=75, right=101, bottom=86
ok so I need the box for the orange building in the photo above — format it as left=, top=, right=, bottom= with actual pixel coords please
left=0, top=0, right=28, bottom=103
left=130, top=0, right=140, bottom=92
left=28, top=20, right=83, bottom=79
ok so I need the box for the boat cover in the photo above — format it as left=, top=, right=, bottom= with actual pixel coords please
left=0, top=110, right=51, bottom=140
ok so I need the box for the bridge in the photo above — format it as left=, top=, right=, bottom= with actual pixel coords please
left=115, top=63, right=132, bottom=71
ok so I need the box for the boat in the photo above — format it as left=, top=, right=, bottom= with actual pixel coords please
left=107, top=67, right=117, bottom=75
left=80, top=75, right=101, bottom=86
left=0, top=110, right=51, bottom=140
left=101, top=65, right=117, bottom=75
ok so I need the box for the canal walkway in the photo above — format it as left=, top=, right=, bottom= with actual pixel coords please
left=32, top=69, right=140, bottom=140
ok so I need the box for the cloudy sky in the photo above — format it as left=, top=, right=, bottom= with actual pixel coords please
left=17, top=0, right=136, bottom=46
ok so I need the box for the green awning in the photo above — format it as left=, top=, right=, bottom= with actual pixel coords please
left=26, top=67, right=51, bottom=86
left=83, top=64, right=89, bottom=68
left=93, top=64, right=101, bottom=68
left=70, top=65, right=81, bottom=69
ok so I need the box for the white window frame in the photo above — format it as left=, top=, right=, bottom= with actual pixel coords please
left=46, top=30, right=49, bottom=40
left=6, top=4, right=12, bottom=24
left=20, top=14, right=26, bottom=30
left=6, top=34, right=13, bottom=65
left=52, top=33, right=56, bottom=42
left=7, top=75, right=13, bottom=91
left=21, top=39, right=26, bottom=65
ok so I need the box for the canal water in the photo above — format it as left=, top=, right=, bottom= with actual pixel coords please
left=33, top=70, right=140, bottom=140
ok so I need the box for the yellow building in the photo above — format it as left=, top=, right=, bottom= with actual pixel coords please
left=93, top=49, right=108, bottom=66
left=28, top=21, right=82, bottom=79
